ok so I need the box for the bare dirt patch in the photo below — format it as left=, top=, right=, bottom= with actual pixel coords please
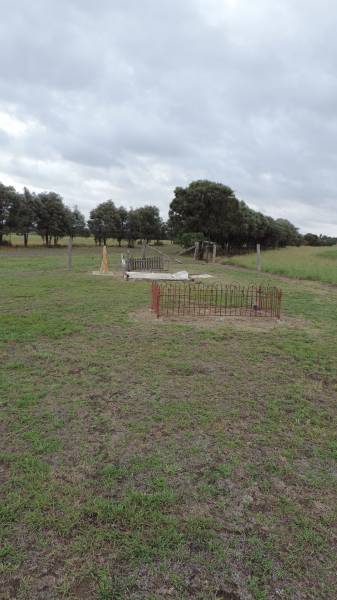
left=130, top=308, right=310, bottom=333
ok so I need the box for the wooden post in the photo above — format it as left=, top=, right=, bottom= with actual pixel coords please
left=67, top=237, right=72, bottom=271
left=100, top=245, right=109, bottom=273
left=212, top=243, right=216, bottom=263
left=256, top=243, right=261, bottom=272
left=193, top=242, right=198, bottom=261
left=205, top=244, right=209, bottom=263
left=141, top=241, right=146, bottom=259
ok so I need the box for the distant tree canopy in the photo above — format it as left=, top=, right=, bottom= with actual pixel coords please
left=88, top=200, right=120, bottom=245
left=125, top=209, right=141, bottom=248
left=87, top=202, right=164, bottom=247
left=6, top=187, right=36, bottom=246
left=88, top=202, right=164, bottom=246
left=169, top=181, right=240, bottom=250
left=34, top=192, right=69, bottom=246
left=68, top=206, right=88, bottom=239
left=303, top=233, right=337, bottom=246
left=115, top=206, right=128, bottom=247
left=0, top=183, right=17, bottom=243
left=1, top=179, right=335, bottom=251
left=0, top=184, right=87, bottom=246
left=134, top=206, right=163, bottom=244
left=168, top=180, right=303, bottom=253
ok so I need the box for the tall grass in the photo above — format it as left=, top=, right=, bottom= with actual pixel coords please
left=226, top=246, right=337, bottom=285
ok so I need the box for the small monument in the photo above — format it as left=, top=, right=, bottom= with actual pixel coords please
left=92, top=245, right=114, bottom=276
left=100, top=245, right=109, bottom=273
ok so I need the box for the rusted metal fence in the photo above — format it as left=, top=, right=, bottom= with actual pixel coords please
left=151, top=282, right=282, bottom=318
left=125, top=255, right=167, bottom=271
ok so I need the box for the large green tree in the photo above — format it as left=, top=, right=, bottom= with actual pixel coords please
left=168, top=181, right=304, bottom=253
left=168, top=180, right=241, bottom=251
left=34, top=192, right=69, bottom=246
left=115, top=206, right=128, bottom=247
left=7, top=187, right=36, bottom=246
left=275, top=219, right=301, bottom=247
left=67, top=206, right=87, bottom=239
left=304, top=233, right=336, bottom=246
left=88, top=200, right=119, bottom=245
left=125, top=209, right=141, bottom=248
left=0, top=182, right=17, bottom=244
left=135, top=205, right=163, bottom=243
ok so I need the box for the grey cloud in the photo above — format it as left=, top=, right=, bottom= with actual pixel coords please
left=0, top=0, right=337, bottom=233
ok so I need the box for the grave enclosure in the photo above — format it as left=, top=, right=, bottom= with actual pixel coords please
left=123, top=255, right=168, bottom=272
left=151, top=281, right=282, bottom=319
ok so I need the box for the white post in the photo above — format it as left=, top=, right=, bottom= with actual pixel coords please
left=67, top=237, right=72, bottom=271
left=256, top=243, right=261, bottom=272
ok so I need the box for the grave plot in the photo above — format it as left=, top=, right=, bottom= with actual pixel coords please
left=151, top=281, right=282, bottom=318
left=123, top=255, right=168, bottom=272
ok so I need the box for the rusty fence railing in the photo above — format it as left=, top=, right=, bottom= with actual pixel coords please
left=125, top=255, right=167, bottom=271
left=151, top=282, right=282, bottom=318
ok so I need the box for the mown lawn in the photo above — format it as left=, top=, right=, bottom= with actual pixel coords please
left=226, top=245, right=337, bottom=285
left=1, top=246, right=337, bottom=599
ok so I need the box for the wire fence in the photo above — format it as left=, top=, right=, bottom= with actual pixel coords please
left=151, top=282, right=282, bottom=318
left=125, top=255, right=167, bottom=271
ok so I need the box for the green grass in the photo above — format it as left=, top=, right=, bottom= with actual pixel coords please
left=1, top=246, right=337, bottom=599
left=3, top=233, right=96, bottom=246
left=2, top=233, right=175, bottom=248
left=226, top=245, right=337, bottom=284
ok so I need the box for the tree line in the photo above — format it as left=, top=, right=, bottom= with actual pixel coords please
left=168, top=180, right=303, bottom=252
left=88, top=201, right=164, bottom=247
left=0, top=183, right=87, bottom=247
left=168, top=180, right=337, bottom=251
left=1, top=179, right=336, bottom=250
left=0, top=183, right=164, bottom=247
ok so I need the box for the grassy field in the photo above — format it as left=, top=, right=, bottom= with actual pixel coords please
left=1, top=246, right=337, bottom=599
left=2, top=234, right=174, bottom=248
left=225, top=245, right=337, bottom=285
left=2, top=234, right=95, bottom=247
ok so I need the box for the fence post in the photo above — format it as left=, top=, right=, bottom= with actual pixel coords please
left=205, top=244, right=209, bottom=263
left=156, top=285, right=160, bottom=317
left=277, top=290, right=282, bottom=319
left=67, top=237, right=72, bottom=271
left=256, top=243, right=261, bottom=272
left=151, top=282, right=154, bottom=310
left=212, top=243, right=217, bottom=263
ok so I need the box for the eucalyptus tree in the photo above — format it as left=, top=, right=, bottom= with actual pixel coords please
left=88, top=200, right=119, bottom=245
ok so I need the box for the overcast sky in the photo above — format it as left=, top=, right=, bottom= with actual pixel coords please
left=1, top=0, right=336, bottom=234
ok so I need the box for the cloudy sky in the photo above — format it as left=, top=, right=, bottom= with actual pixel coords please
left=1, top=0, right=336, bottom=234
